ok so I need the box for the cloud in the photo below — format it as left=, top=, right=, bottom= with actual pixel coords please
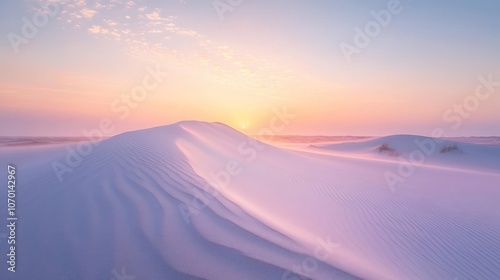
left=80, top=8, right=97, bottom=19
left=104, top=19, right=119, bottom=27
left=88, top=25, right=109, bottom=34
left=145, top=11, right=162, bottom=21
left=31, top=0, right=295, bottom=98
left=175, top=29, right=199, bottom=37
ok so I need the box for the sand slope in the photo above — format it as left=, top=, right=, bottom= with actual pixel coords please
left=1, top=122, right=499, bottom=280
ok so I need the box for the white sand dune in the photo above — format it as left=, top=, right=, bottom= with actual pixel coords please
left=1, top=121, right=499, bottom=280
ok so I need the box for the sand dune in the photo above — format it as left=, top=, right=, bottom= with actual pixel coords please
left=312, top=134, right=500, bottom=173
left=1, top=121, right=499, bottom=280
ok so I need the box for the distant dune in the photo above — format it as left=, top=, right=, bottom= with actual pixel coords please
left=1, top=121, right=499, bottom=280
left=0, top=136, right=90, bottom=147
left=312, top=134, right=500, bottom=173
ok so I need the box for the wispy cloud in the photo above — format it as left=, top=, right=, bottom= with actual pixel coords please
left=80, top=8, right=97, bottom=18
left=31, top=0, right=297, bottom=99
left=88, top=25, right=109, bottom=34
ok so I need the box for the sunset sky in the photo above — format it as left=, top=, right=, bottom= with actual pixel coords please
left=1, top=0, right=499, bottom=136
